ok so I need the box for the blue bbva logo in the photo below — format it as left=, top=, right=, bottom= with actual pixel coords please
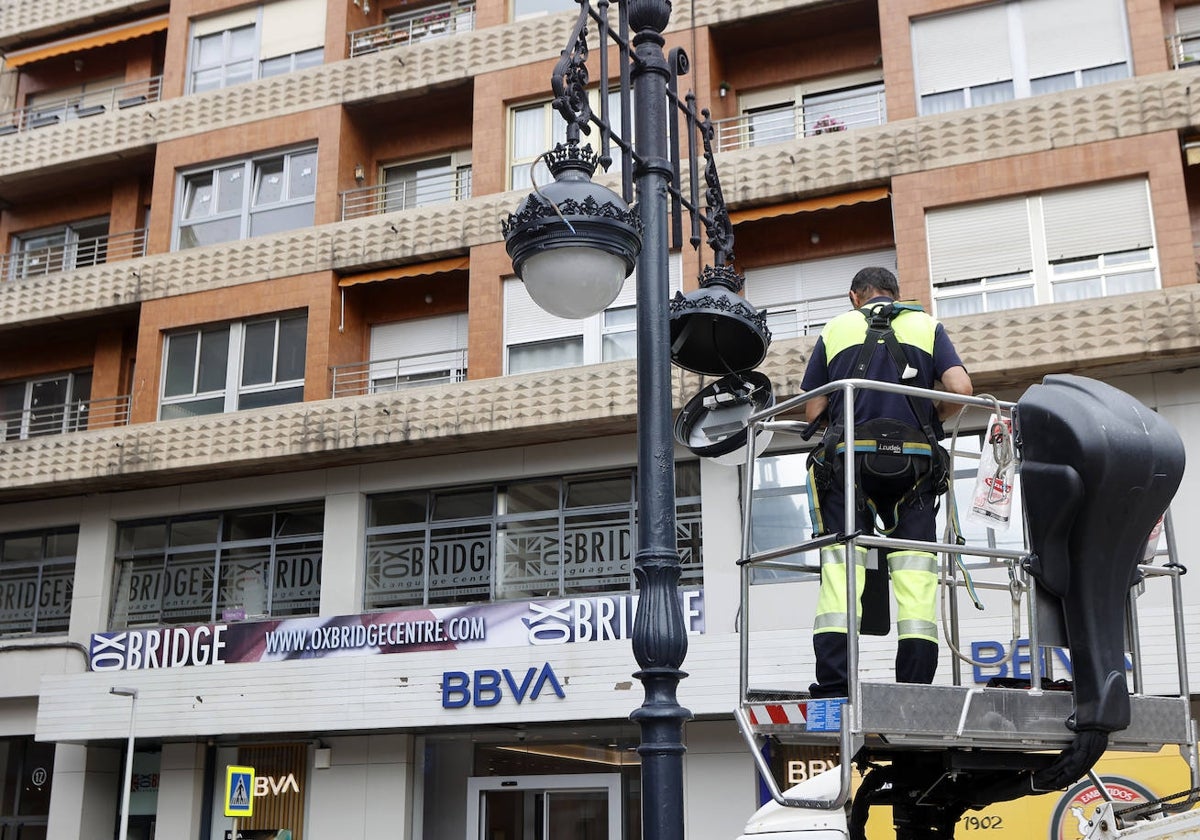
left=442, top=663, right=565, bottom=708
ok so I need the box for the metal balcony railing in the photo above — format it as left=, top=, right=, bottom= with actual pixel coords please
left=1167, top=31, right=1200, bottom=69
left=0, top=228, right=148, bottom=281
left=331, top=352, right=468, bottom=398
left=713, top=87, right=887, bottom=153
left=0, top=76, right=163, bottom=136
left=758, top=293, right=846, bottom=341
left=341, top=168, right=473, bottom=220
left=349, top=1, right=477, bottom=58
left=1, top=394, right=132, bottom=441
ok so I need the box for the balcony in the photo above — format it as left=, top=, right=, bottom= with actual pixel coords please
left=349, top=1, right=477, bottom=58
left=0, top=77, right=163, bottom=137
left=1167, top=31, right=1200, bottom=69
left=713, top=85, right=886, bottom=153
left=1, top=394, right=131, bottom=441
left=341, top=167, right=473, bottom=220
left=1, top=228, right=148, bottom=281
left=331, top=351, right=469, bottom=399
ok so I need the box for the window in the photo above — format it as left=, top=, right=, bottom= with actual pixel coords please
left=927, top=179, right=1158, bottom=316
left=510, top=91, right=626, bottom=190
left=8, top=218, right=109, bottom=279
left=364, top=464, right=701, bottom=609
left=111, top=503, right=324, bottom=628
left=744, top=248, right=897, bottom=341
left=383, top=153, right=472, bottom=211
left=912, top=0, right=1131, bottom=116
left=0, top=372, right=93, bottom=441
left=503, top=254, right=681, bottom=374
left=176, top=148, right=317, bottom=249
left=25, top=74, right=125, bottom=125
left=188, top=0, right=327, bottom=93
left=368, top=314, right=469, bottom=391
left=513, top=0, right=575, bottom=20
left=0, top=737, right=56, bottom=835
left=160, top=313, right=307, bottom=419
left=0, top=528, right=77, bottom=635
left=1171, top=5, right=1200, bottom=67
left=731, top=73, right=885, bottom=150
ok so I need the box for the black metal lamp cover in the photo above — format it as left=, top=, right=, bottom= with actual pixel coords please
left=669, top=263, right=772, bottom=375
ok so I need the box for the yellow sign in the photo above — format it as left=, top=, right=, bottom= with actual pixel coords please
left=861, top=747, right=1192, bottom=839
left=224, top=765, right=255, bottom=818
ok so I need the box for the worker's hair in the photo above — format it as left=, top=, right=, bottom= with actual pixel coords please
left=850, top=266, right=900, bottom=299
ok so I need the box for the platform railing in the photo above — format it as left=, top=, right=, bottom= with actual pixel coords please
left=348, top=1, right=477, bottom=57
left=1, top=394, right=132, bottom=441
left=0, top=228, right=147, bottom=280
left=733, top=380, right=1197, bottom=812
left=0, top=76, right=163, bottom=136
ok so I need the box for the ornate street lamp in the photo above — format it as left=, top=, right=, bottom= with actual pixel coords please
left=502, top=2, right=771, bottom=839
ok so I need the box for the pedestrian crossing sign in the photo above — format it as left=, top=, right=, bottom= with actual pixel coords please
left=224, top=765, right=255, bottom=817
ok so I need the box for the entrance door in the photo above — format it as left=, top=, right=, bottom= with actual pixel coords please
left=466, top=773, right=621, bottom=840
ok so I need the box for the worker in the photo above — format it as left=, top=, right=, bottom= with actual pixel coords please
left=800, top=266, right=972, bottom=698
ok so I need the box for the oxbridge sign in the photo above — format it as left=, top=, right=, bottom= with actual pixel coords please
left=89, top=589, right=704, bottom=671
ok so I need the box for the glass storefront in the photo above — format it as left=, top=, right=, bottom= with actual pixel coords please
left=0, top=737, right=55, bottom=840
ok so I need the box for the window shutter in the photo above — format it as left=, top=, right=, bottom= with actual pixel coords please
left=1023, top=0, right=1128, bottom=80
left=1041, top=179, right=1153, bottom=261
left=370, top=314, right=466, bottom=360
left=912, top=4, right=1013, bottom=95
left=1178, top=5, right=1200, bottom=33
left=743, top=263, right=800, bottom=308
left=609, top=251, right=682, bottom=308
left=260, top=0, right=327, bottom=59
left=504, top=278, right=584, bottom=345
left=191, top=7, right=258, bottom=38
left=927, top=198, right=1032, bottom=284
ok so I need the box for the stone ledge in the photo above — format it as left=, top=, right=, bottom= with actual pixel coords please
left=1, top=285, right=1197, bottom=501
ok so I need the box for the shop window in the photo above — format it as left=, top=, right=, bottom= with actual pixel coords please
left=110, top=502, right=324, bottom=628
left=0, top=737, right=56, bottom=834
left=1, top=371, right=92, bottom=441
left=0, top=528, right=77, bottom=635
left=160, top=312, right=307, bottom=419
left=175, top=147, right=317, bottom=250
left=364, top=464, right=701, bottom=609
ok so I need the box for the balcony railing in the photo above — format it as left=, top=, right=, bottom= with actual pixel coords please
left=1, top=394, right=132, bottom=441
left=0, top=76, right=163, bottom=136
left=1167, top=31, right=1200, bottom=69
left=713, top=88, right=887, bottom=153
left=349, top=1, right=477, bottom=58
left=1, top=228, right=148, bottom=281
left=331, top=352, right=468, bottom=398
left=341, top=168, right=473, bottom=220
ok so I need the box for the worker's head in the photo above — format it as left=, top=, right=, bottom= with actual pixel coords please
left=849, top=266, right=899, bottom=308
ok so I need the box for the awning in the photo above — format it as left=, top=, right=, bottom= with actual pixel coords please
left=4, top=14, right=170, bottom=69
left=338, top=256, right=470, bottom=288
left=729, top=186, right=890, bottom=224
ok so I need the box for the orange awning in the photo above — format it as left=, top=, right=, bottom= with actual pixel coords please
left=338, top=256, right=470, bottom=288
left=4, top=15, right=170, bottom=69
left=729, top=186, right=890, bottom=224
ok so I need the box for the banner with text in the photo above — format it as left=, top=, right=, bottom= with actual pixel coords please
left=89, top=588, right=704, bottom=671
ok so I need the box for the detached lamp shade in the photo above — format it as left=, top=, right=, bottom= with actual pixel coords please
left=669, top=264, right=771, bottom=375
left=674, top=371, right=775, bottom=465
left=502, top=142, right=642, bottom=319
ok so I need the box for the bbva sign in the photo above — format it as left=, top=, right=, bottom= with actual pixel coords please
left=442, top=663, right=565, bottom=708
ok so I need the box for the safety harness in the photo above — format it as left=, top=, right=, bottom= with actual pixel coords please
left=813, top=301, right=949, bottom=534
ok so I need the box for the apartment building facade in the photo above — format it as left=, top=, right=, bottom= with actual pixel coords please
left=2, top=0, right=1200, bottom=838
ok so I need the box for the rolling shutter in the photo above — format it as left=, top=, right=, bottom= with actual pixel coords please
left=1023, top=0, right=1128, bottom=80
left=191, top=7, right=258, bottom=38
left=912, top=4, right=1012, bottom=95
left=1041, top=179, right=1153, bottom=261
left=260, top=0, right=327, bottom=59
left=927, top=197, right=1032, bottom=284
left=1178, top=5, right=1200, bottom=33
left=504, top=278, right=584, bottom=345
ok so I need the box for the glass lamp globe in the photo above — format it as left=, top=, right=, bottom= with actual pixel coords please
left=502, top=141, right=642, bottom=320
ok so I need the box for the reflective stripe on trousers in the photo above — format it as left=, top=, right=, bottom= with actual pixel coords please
left=889, top=549, right=938, bottom=642
left=813, top=544, right=868, bottom=634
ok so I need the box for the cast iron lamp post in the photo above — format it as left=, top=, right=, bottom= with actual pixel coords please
left=502, top=2, right=771, bottom=839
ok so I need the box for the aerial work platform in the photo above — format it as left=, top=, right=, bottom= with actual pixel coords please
left=728, top=377, right=1197, bottom=831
